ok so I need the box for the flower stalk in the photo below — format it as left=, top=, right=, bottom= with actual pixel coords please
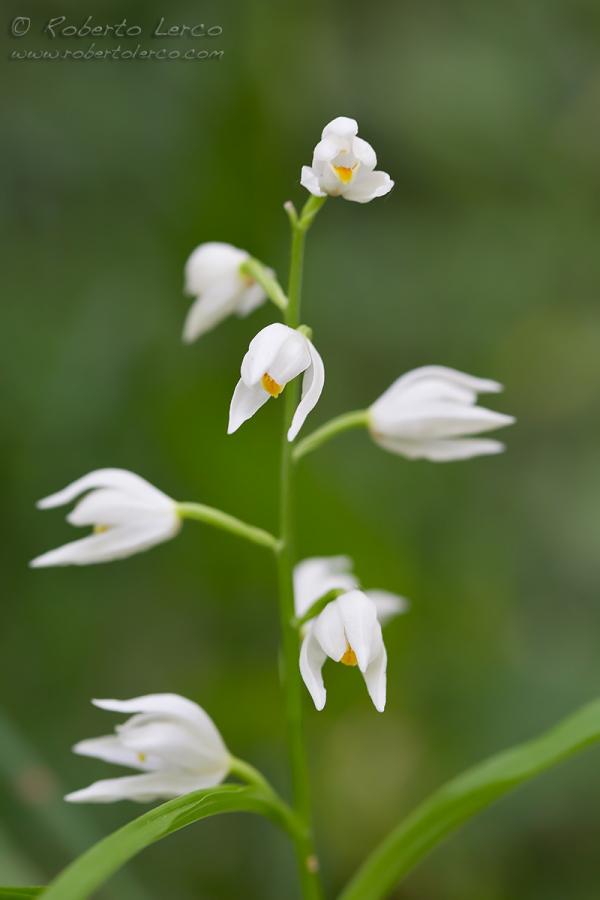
left=177, top=502, right=279, bottom=551
left=293, top=409, right=369, bottom=462
left=276, top=197, right=324, bottom=899
left=239, top=258, right=289, bottom=312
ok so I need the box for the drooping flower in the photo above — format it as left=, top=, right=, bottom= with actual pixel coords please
left=182, top=242, right=268, bottom=342
left=228, top=323, right=324, bottom=441
left=294, top=555, right=407, bottom=624
left=65, top=694, right=230, bottom=803
left=299, top=590, right=392, bottom=712
left=30, top=469, right=180, bottom=567
left=300, top=117, right=394, bottom=204
left=369, top=366, right=515, bottom=462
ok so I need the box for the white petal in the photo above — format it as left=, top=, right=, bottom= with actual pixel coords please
left=92, top=695, right=227, bottom=757
left=336, top=591, right=381, bottom=672
left=36, top=469, right=171, bottom=510
left=311, top=136, right=341, bottom=164
left=373, top=404, right=515, bottom=441
left=184, top=242, right=247, bottom=296
left=30, top=517, right=179, bottom=567
left=117, top=718, right=224, bottom=771
left=67, top=489, right=173, bottom=527
left=382, top=378, right=481, bottom=410
left=364, top=590, right=409, bottom=626
left=287, top=341, right=325, bottom=441
left=299, top=629, right=327, bottom=711
left=383, top=366, right=503, bottom=398
left=267, top=333, right=311, bottom=387
left=322, top=117, right=358, bottom=139
left=343, top=170, right=394, bottom=203
left=313, top=601, right=347, bottom=663
left=227, top=379, right=270, bottom=434
left=300, top=166, right=326, bottom=197
left=72, top=735, right=158, bottom=771
left=362, top=644, right=387, bottom=712
left=65, top=770, right=225, bottom=804
left=240, top=323, right=293, bottom=386
left=351, top=136, right=377, bottom=169
left=182, top=279, right=240, bottom=343
left=374, top=435, right=506, bottom=461
left=293, top=556, right=358, bottom=619
left=236, top=282, right=267, bottom=317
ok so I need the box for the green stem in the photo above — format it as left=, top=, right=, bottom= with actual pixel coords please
left=240, top=258, right=288, bottom=312
left=276, top=197, right=325, bottom=899
left=293, top=410, right=369, bottom=462
left=229, top=757, right=305, bottom=842
left=177, top=502, right=279, bottom=552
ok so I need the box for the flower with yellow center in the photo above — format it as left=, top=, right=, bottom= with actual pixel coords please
left=228, top=323, right=325, bottom=441
left=30, top=469, right=180, bottom=567
left=299, top=589, right=395, bottom=713
left=65, top=694, right=231, bottom=803
left=301, top=116, right=394, bottom=203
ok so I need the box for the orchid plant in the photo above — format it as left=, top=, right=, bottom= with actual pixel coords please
left=14, top=116, right=600, bottom=900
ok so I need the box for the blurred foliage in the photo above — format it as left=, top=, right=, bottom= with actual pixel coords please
left=1, top=0, right=600, bottom=897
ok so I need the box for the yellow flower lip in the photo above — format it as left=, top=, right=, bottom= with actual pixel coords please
left=261, top=373, right=283, bottom=397
left=137, top=752, right=146, bottom=763
left=93, top=524, right=110, bottom=534
left=332, top=163, right=358, bottom=185
left=340, top=644, right=358, bottom=667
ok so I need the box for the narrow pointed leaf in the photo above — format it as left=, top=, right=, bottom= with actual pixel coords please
left=340, top=698, right=600, bottom=900
left=0, top=890, right=43, bottom=898
left=43, top=784, right=299, bottom=900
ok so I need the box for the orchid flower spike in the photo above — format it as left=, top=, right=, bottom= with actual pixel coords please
left=183, top=242, right=269, bottom=342
left=294, top=555, right=408, bottom=625
left=369, top=366, right=515, bottom=462
left=30, top=469, right=180, bottom=567
left=228, top=323, right=324, bottom=441
left=65, top=694, right=230, bottom=803
left=301, top=116, right=394, bottom=204
left=300, top=590, right=392, bottom=712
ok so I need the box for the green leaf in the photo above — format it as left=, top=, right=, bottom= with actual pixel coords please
left=0, top=890, right=43, bottom=898
left=340, top=697, right=600, bottom=900
left=42, top=783, right=300, bottom=900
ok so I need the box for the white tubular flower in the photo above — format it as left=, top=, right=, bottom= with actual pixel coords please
left=30, top=469, right=180, bottom=567
left=65, top=694, right=230, bottom=803
left=300, top=590, right=391, bottom=712
left=294, top=555, right=407, bottom=624
left=228, top=323, right=325, bottom=441
left=369, top=366, right=516, bottom=462
left=300, top=116, right=394, bottom=204
left=183, top=242, right=268, bottom=342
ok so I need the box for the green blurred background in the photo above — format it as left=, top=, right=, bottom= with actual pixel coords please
left=2, top=0, right=600, bottom=896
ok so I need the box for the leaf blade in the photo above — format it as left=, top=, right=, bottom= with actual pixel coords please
left=0, top=890, right=43, bottom=898
left=42, top=783, right=296, bottom=900
left=340, top=697, right=600, bottom=900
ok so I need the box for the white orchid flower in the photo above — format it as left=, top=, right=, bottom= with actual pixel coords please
left=294, top=555, right=407, bottom=625
left=300, top=117, right=394, bottom=204
left=65, top=694, right=230, bottom=803
left=369, top=366, right=515, bottom=462
left=30, top=469, right=180, bottom=567
left=183, top=242, right=268, bottom=342
left=228, top=323, right=325, bottom=441
left=300, top=590, right=391, bottom=712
